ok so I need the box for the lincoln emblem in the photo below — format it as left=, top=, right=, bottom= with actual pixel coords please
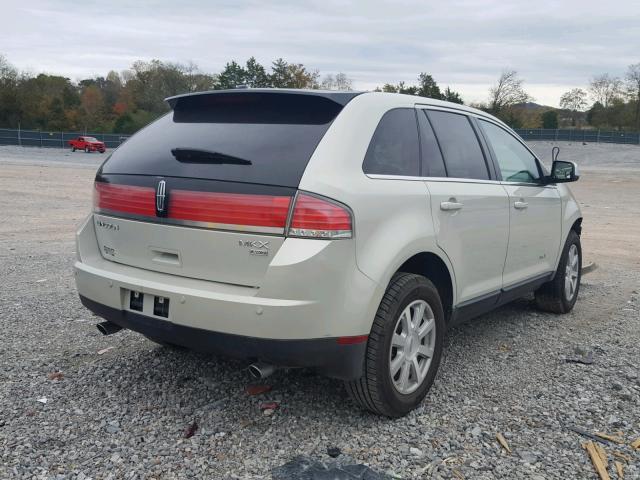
left=156, top=180, right=167, bottom=216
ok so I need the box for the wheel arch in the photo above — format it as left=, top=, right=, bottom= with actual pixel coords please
left=571, top=217, right=582, bottom=235
left=394, top=251, right=456, bottom=323
left=552, top=213, right=583, bottom=277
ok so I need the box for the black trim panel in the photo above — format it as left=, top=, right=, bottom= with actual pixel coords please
left=499, top=272, right=553, bottom=305
left=80, top=296, right=365, bottom=380
left=450, top=272, right=553, bottom=325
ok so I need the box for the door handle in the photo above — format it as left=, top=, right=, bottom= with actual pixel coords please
left=514, top=201, right=529, bottom=210
left=440, top=201, right=464, bottom=211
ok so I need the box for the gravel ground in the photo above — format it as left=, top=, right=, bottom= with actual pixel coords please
left=0, top=143, right=639, bottom=479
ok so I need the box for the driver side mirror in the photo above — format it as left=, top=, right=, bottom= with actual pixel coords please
left=550, top=160, right=580, bottom=183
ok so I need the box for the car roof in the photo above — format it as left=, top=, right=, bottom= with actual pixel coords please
left=353, top=91, right=510, bottom=129
left=165, top=88, right=508, bottom=131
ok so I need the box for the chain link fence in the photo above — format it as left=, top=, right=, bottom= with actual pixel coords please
left=1, top=127, right=638, bottom=149
left=0, top=128, right=130, bottom=149
left=515, top=128, right=640, bottom=145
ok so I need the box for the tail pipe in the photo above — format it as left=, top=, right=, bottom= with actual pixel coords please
left=96, top=321, right=123, bottom=335
left=248, top=361, right=277, bottom=379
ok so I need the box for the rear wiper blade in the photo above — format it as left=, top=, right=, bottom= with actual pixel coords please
left=171, top=148, right=252, bottom=165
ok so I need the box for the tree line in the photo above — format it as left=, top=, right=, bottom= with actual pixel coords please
left=0, top=55, right=354, bottom=134
left=476, top=65, right=640, bottom=131
left=0, top=53, right=638, bottom=134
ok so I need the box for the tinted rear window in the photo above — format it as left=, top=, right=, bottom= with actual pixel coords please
left=362, top=108, right=420, bottom=176
left=102, top=93, right=347, bottom=187
left=427, top=110, right=489, bottom=180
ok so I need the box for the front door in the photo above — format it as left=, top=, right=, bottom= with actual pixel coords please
left=477, top=119, right=562, bottom=286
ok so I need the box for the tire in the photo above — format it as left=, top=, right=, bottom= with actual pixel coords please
left=535, top=230, right=582, bottom=314
left=345, top=272, right=445, bottom=417
left=85, top=146, right=90, bottom=153
left=71, top=147, right=76, bottom=152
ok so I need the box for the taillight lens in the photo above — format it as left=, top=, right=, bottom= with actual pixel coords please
left=169, top=190, right=291, bottom=231
left=288, top=193, right=352, bottom=239
left=94, top=182, right=155, bottom=217
left=93, top=180, right=353, bottom=239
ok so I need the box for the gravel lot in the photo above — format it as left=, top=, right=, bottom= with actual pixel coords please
left=1, top=143, right=639, bottom=479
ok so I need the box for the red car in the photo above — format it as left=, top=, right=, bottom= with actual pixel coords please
left=69, top=136, right=106, bottom=153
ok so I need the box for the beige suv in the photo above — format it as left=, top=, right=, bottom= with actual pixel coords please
left=75, top=89, right=582, bottom=416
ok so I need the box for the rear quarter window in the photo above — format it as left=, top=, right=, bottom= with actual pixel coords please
left=427, top=110, right=490, bottom=180
left=362, top=108, right=420, bottom=177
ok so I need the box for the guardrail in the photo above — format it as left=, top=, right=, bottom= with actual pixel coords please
left=0, top=128, right=130, bottom=149
left=515, top=128, right=640, bottom=145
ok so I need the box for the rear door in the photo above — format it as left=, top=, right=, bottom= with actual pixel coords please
left=418, top=108, right=510, bottom=304
left=93, top=91, right=356, bottom=287
left=477, top=119, right=562, bottom=285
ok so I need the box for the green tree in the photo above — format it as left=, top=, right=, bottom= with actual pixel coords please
left=377, top=74, right=462, bottom=103
left=270, top=58, right=291, bottom=88
left=0, top=55, right=22, bottom=128
left=244, top=57, right=270, bottom=87
left=586, top=101, right=605, bottom=127
left=285, top=63, right=319, bottom=88
left=442, top=87, right=463, bottom=104
left=127, top=60, right=195, bottom=114
left=216, top=61, right=247, bottom=89
left=559, top=88, right=588, bottom=112
left=541, top=110, right=558, bottom=129
left=417, top=73, right=442, bottom=99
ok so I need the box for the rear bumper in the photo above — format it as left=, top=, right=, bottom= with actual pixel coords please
left=74, top=214, right=380, bottom=379
left=81, top=295, right=365, bottom=379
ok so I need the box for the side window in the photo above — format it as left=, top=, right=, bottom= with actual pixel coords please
left=363, top=108, right=420, bottom=176
left=417, top=111, right=447, bottom=177
left=479, top=120, right=540, bottom=183
left=427, top=110, right=489, bottom=180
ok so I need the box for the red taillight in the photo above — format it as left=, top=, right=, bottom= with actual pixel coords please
left=288, top=193, right=352, bottom=239
left=94, top=182, right=155, bottom=217
left=169, top=190, right=291, bottom=231
left=93, top=181, right=353, bottom=238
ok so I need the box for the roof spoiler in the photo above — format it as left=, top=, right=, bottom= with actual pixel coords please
left=165, top=88, right=362, bottom=110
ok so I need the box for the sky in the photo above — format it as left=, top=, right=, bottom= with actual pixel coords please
left=1, top=0, right=638, bottom=107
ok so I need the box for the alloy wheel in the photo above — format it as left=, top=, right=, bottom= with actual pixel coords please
left=389, top=299, right=436, bottom=395
left=564, top=244, right=579, bottom=301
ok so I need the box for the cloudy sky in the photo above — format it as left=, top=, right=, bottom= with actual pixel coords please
left=1, top=0, right=638, bottom=106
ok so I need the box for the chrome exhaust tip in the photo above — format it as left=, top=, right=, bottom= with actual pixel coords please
left=96, top=321, right=123, bottom=336
left=248, top=362, right=276, bottom=379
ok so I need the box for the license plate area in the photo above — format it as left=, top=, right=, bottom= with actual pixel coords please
left=153, top=296, right=170, bottom=318
left=124, top=289, right=171, bottom=319
left=129, top=291, right=144, bottom=311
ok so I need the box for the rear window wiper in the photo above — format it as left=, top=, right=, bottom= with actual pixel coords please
left=171, top=148, right=252, bottom=165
